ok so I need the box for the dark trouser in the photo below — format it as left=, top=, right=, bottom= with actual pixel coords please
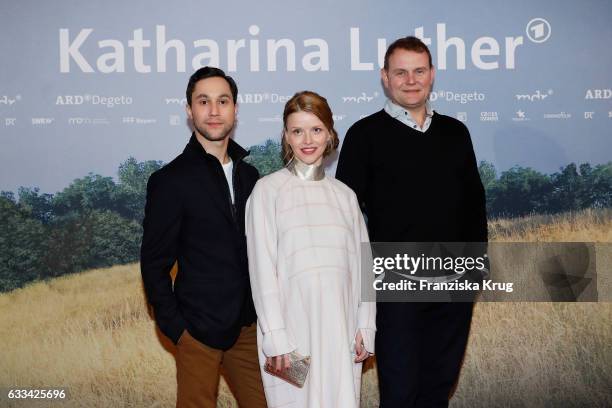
left=376, top=302, right=474, bottom=408
left=176, top=323, right=266, bottom=408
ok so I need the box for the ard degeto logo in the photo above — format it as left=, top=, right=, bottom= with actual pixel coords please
left=57, top=94, right=133, bottom=107
left=237, top=93, right=292, bottom=104
left=430, top=91, right=485, bottom=104
left=526, top=18, right=551, bottom=43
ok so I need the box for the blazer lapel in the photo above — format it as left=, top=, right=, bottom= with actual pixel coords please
left=183, top=137, right=235, bottom=226
left=194, top=161, right=235, bottom=225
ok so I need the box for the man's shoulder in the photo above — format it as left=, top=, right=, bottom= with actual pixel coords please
left=344, top=110, right=389, bottom=146
left=146, top=152, right=193, bottom=191
left=432, top=111, right=469, bottom=133
left=151, top=152, right=188, bottom=178
left=348, top=109, right=388, bottom=131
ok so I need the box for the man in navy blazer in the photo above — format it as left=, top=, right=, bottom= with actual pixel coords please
left=141, top=67, right=266, bottom=407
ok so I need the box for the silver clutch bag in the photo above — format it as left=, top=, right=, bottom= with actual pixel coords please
left=263, top=351, right=311, bottom=388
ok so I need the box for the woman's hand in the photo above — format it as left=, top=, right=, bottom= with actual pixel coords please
left=354, top=330, right=370, bottom=363
left=266, top=354, right=292, bottom=373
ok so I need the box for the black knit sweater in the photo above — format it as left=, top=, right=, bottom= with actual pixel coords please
left=336, top=109, right=488, bottom=243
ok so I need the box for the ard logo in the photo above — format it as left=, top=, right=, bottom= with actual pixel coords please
left=237, top=94, right=264, bottom=104
left=585, top=89, right=611, bottom=100
left=56, top=95, right=84, bottom=105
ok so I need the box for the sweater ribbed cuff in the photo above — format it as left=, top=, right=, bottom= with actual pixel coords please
left=261, top=328, right=296, bottom=357
left=359, top=328, right=376, bottom=355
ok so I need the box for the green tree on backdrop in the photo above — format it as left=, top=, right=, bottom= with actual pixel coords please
left=0, top=158, right=162, bottom=291
left=0, top=140, right=610, bottom=292
left=481, top=161, right=612, bottom=218
left=245, top=139, right=284, bottom=176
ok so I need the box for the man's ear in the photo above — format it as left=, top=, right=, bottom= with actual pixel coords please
left=380, top=68, right=389, bottom=89
left=185, top=103, right=193, bottom=120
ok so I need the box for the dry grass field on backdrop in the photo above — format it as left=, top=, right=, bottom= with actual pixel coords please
left=1, top=209, right=611, bottom=407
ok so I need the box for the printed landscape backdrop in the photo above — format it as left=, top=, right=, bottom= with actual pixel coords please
left=0, top=0, right=611, bottom=407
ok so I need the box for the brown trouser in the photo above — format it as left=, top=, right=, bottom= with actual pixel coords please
left=176, top=323, right=266, bottom=408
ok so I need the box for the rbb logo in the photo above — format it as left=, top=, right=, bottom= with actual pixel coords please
left=56, top=95, right=84, bottom=105
left=585, top=89, right=611, bottom=100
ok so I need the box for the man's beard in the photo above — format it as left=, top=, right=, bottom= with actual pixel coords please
left=195, top=122, right=235, bottom=142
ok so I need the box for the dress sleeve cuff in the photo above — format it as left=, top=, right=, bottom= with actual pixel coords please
left=261, top=328, right=296, bottom=357
left=359, top=328, right=376, bottom=354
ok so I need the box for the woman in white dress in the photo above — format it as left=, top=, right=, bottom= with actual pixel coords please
left=245, top=91, right=376, bottom=407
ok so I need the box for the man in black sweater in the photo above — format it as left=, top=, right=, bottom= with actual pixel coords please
left=140, top=67, right=266, bottom=407
left=336, top=37, right=487, bottom=407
